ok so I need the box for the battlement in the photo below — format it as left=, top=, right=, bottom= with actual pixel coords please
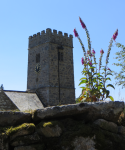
left=28, top=28, right=73, bottom=49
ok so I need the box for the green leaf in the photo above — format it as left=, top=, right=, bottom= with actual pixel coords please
left=106, top=84, right=115, bottom=89
left=92, top=73, right=98, bottom=76
left=98, top=75, right=104, bottom=78
left=78, top=80, right=88, bottom=86
left=92, top=78, right=97, bottom=82
left=80, top=87, right=86, bottom=89
left=94, top=82, right=104, bottom=89
left=89, top=89, right=98, bottom=95
left=79, top=77, right=87, bottom=81
left=89, top=66, right=96, bottom=69
left=101, top=88, right=107, bottom=93
left=81, top=70, right=88, bottom=74
left=106, top=73, right=113, bottom=76
left=96, top=77, right=103, bottom=81
left=106, top=90, right=110, bottom=98
left=106, top=96, right=114, bottom=101
left=96, top=72, right=101, bottom=75
left=105, top=77, right=111, bottom=81
left=97, top=85, right=103, bottom=90
left=93, top=62, right=98, bottom=65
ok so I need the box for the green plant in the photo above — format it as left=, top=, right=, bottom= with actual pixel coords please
left=73, top=16, right=117, bottom=102
left=112, top=43, right=125, bottom=89
left=76, top=83, right=125, bottom=103
left=0, top=84, right=4, bottom=90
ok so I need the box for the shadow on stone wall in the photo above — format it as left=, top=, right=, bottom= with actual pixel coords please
left=0, top=101, right=125, bottom=150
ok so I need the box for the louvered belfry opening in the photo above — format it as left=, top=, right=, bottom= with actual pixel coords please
left=58, top=52, right=63, bottom=61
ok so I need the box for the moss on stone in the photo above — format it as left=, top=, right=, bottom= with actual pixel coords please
left=37, top=120, right=64, bottom=130
left=40, top=118, right=125, bottom=150
left=31, top=109, right=37, bottom=119
left=43, top=122, right=52, bottom=127
left=4, top=123, right=35, bottom=136
left=1, top=115, right=125, bottom=149
left=0, top=126, right=12, bottom=135
left=41, top=118, right=94, bottom=150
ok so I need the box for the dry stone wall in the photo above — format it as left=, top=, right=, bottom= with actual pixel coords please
left=0, top=101, right=125, bottom=150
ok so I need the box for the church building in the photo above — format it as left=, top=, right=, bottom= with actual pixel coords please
left=0, top=28, right=76, bottom=111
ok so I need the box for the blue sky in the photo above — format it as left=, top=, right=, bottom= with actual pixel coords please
left=0, top=0, right=125, bottom=102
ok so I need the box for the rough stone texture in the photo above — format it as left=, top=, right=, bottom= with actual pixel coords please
left=118, top=125, right=125, bottom=135
left=10, top=123, right=35, bottom=141
left=0, top=101, right=125, bottom=150
left=36, top=121, right=62, bottom=137
left=0, top=134, right=9, bottom=150
left=4, top=90, right=44, bottom=111
left=0, top=90, right=18, bottom=111
left=27, top=28, right=76, bottom=106
left=33, top=101, right=124, bottom=123
left=11, top=132, right=40, bottom=147
left=0, top=111, right=32, bottom=126
left=14, top=144, right=45, bottom=150
left=72, top=136, right=96, bottom=150
left=0, top=29, right=76, bottom=112
left=93, top=119, right=118, bottom=133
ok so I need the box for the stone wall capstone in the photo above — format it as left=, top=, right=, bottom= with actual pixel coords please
left=0, top=101, right=125, bottom=150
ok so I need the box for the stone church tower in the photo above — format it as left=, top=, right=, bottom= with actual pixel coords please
left=27, top=28, right=75, bottom=106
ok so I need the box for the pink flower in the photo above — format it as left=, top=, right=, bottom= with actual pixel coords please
left=88, top=58, right=90, bottom=61
left=79, top=17, right=86, bottom=29
left=100, top=49, right=104, bottom=54
left=89, top=62, right=92, bottom=66
left=112, top=29, right=118, bottom=41
left=81, top=57, right=84, bottom=65
left=92, top=49, right=95, bottom=54
left=113, top=35, right=116, bottom=41
left=73, top=28, right=79, bottom=37
left=90, top=53, right=93, bottom=57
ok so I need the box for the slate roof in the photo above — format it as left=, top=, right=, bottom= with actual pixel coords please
left=4, top=90, right=44, bottom=111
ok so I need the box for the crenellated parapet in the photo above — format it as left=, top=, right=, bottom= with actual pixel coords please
left=28, top=28, right=73, bottom=49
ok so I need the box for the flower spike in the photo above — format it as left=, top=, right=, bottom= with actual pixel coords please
left=112, top=29, right=118, bottom=41
left=81, top=57, right=84, bottom=65
left=100, top=49, right=104, bottom=54
left=79, top=17, right=86, bottom=29
left=73, top=28, right=79, bottom=37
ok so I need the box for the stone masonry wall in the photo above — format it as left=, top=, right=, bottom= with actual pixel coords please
left=27, top=43, right=50, bottom=90
left=0, top=101, right=125, bottom=150
left=28, top=28, right=73, bottom=49
left=0, top=90, right=18, bottom=111
left=59, top=88, right=75, bottom=105
left=27, top=28, right=75, bottom=106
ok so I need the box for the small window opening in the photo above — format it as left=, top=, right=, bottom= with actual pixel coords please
left=58, top=52, right=63, bottom=61
left=36, top=53, right=40, bottom=63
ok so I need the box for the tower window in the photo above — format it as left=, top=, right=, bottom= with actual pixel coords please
left=36, top=78, right=38, bottom=82
left=36, top=53, right=40, bottom=63
left=58, top=52, right=63, bottom=61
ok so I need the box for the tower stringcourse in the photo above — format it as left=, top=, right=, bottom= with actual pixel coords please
left=27, top=28, right=75, bottom=107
